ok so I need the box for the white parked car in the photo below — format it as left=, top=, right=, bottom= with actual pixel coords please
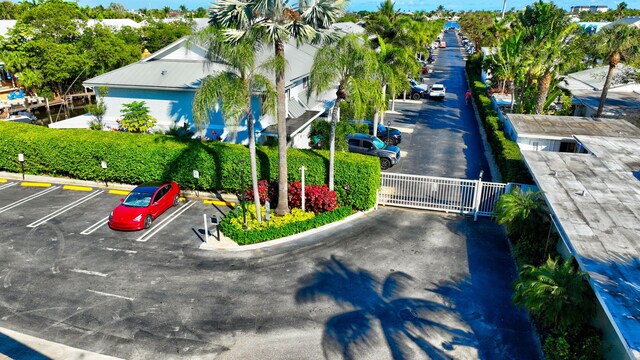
left=429, top=84, right=446, bottom=99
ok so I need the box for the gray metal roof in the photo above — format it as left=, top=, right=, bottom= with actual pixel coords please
left=571, top=89, right=640, bottom=118
left=560, top=64, right=639, bottom=92
left=522, top=136, right=640, bottom=360
left=507, top=114, right=640, bottom=139
left=606, top=16, right=640, bottom=28
left=288, top=98, right=306, bottom=118
left=84, top=37, right=319, bottom=91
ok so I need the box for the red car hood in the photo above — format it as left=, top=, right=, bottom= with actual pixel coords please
left=112, top=204, right=147, bottom=220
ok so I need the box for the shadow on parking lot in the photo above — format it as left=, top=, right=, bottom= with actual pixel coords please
left=295, top=255, right=476, bottom=359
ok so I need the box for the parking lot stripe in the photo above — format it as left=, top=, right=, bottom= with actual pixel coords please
left=0, top=186, right=60, bottom=214
left=21, top=182, right=52, bottom=187
left=27, top=190, right=104, bottom=228
left=108, top=189, right=130, bottom=195
left=87, top=289, right=134, bottom=301
left=0, top=182, right=18, bottom=191
left=136, top=201, right=196, bottom=242
left=80, top=216, right=109, bottom=235
left=103, top=247, right=137, bottom=254
left=203, top=199, right=236, bottom=207
left=63, top=185, right=93, bottom=192
left=70, top=268, right=108, bottom=277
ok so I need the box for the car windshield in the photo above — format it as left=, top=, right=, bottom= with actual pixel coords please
left=122, top=191, right=154, bottom=207
left=372, top=137, right=386, bottom=149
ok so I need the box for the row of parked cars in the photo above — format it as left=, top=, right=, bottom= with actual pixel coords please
left=408, top=79, right=447, bottom=100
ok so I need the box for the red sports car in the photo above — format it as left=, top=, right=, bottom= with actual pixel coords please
left=109, top=182, right=181, bottom=230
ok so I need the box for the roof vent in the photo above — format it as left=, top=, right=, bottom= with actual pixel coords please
left=576, top=190, right=586, bottom=197
left=161, top=70, right=167, bottom=76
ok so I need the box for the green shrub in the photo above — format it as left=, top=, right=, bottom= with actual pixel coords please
left=0, top=122, right=380, bottom=210
left=466, top=56, right=532, bottom=184
left=220, top=206, right=353, bottom=244
left=543, top=327, right=604, bottom=360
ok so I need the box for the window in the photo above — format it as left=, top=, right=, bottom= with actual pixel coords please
left=303, top=77, right=308, bottom=89
left=348, top=139, right=360, bottom=147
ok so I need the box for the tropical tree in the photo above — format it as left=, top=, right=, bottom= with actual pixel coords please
left=119, top=101, right=156, bottom=133
left=484, top=29, right=525, bottom=111
left=0, top=50, right=28, bottom=88
left=615, top=1, right=628, bottom=20
left=192, top=29, right=276, bottom=223
left=308, top=34, right=379, bottom=190
left=592, top=23, right=640, bottom=117
left=209, top=0, right=345, bottom=216
left=494, top=188, right=547, bottom=242
left=514, top=257, right=594, bottom=331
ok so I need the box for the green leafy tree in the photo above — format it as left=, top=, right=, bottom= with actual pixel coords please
left=514, top=257, right=594, bottom=331
left=192, top=29, right=276, bottom=223
left=615, top=2, right=628, bottom=20
left=79, top=24, right=141, bottom=77
left=141, top=19, right=193, bottom=52
left=210, top=0, right=345, bottom=215
left=308, top=34, right=380, bottom=190
left=119, top=101, right=156, bottom=133
left=592, top=23, right=640, bottom=117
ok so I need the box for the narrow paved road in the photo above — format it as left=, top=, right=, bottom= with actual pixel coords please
left=386, top=31, right=493, bottom=181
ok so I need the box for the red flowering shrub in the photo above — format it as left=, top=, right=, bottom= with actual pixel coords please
left=245, top=179, right=339, bottom=213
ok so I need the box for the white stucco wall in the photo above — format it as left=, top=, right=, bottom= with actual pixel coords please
left=516, top=137, right=561, bottom=152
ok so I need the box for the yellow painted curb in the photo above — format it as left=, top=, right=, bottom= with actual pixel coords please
left=179, top=197, right=186, bottom=201
left=21, top=182, right=52, bottom=187
left=63, top=185, right=93, bottom=192
left=204, top=199, right=236, bottom=207
left=0, top=178, right=7, bottom=183
left=108, top=189, right=130, bottom=195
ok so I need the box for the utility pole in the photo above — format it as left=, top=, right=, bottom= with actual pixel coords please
left=501, top=0, right=507, bottom=19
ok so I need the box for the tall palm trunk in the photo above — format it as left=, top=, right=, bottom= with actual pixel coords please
left=534, top=71, right=552, bottom=115
left=246, top=102, right=262, bottom=223
left=329, top=91, right=344, bottom=191
left=373, top=106, right=379, bottom=137
left=510, top=80, right=516, bottom=112
left=596, top=52, right=619, bottom=117
left=274, top=40, right=289, bottom=216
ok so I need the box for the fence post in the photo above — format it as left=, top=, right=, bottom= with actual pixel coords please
left=473, top=171, right=484, bottom=221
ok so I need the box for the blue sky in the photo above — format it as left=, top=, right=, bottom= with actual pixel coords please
left=11, top=0, right=638, bottom=12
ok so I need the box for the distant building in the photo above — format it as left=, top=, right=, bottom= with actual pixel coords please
left=605, top=16, right=640, bottom=28
left=576, top=21, right=611, bottom=34
left=570, top=5, right=609, bottom=13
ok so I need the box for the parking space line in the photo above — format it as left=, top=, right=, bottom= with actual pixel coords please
left=203, top=199, right=236, bottom=207
left=63, top=185, right=93, bottom=192
left=108, top=189, right=130, bottom=195
left=21, top=182, right=52, bottom=187
left=0, top=186, right=60, bottom=214
left=27, top=190, right=104, bottom=228
left=87, top=289, right=133, bottom=301
left=103, top=247, right=137, bottom=254
left=70, top=268, right=108, bottom=277
left=80, top=216, right=109, bottom=235
left=0, top=182, right=18, bottom=191
left=136, top=201, right=196, bottom=242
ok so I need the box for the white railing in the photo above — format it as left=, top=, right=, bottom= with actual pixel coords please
left=379, top=173, right=515, bottom=219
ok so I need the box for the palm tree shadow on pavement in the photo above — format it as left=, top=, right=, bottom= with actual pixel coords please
left=295, top=256, right=475, bottom=360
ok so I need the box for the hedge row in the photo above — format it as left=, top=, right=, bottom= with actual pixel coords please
left=220, top=206, right=353, bottom=245
left=0, top=122, right=380, bottom=210
left=466, top=53, right=533, bottom=184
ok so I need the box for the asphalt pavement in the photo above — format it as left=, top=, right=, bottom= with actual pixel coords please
left=0, top=178, right=540, bottom=359
left=385, top=31, right=493, bottom=181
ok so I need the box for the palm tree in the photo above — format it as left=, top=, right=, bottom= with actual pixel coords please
left=308, top=34, right=379, bottom=190
left=485, top=30, right=525, bottom=111
left=514, top=257, right=593, bottom=331
left=192, top=29, right=277, bottom=223
left=615, top=1, right=628, bottom=20
left=593, top=23, right=640, bottom=117
left=210, top=0, right=345, bottom=216
left=0, top=50, right=28, bottom=88
left=494, top=188, right=547, bottom=242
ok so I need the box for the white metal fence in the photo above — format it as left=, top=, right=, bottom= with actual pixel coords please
left=379, top=173, right=517, bottom=219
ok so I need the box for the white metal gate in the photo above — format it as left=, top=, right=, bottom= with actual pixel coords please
left=378, top=173, right=513, bottom=219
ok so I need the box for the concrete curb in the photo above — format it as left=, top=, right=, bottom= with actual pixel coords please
left=0, top=326, right=122, bottom=360
left=0, top=171, right=239, bottom=203
left=199, top=208, right=375, bottom=252
left=463, top=70, right=503, bottom=182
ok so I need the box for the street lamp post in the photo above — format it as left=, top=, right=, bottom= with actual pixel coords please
left=386, top=120, right=391, bottom=145
left=101, top=161, right=108, bottom=187
left=18, top=153, right=24, bottom=180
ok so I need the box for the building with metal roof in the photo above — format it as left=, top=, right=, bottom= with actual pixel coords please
left=522, top=135, right=640, bottom=360
left=505, top=114, right=640, bottom=152
left=559, top=65, right=640, bottom=119
left=605, top=16, right=640, bottom=28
